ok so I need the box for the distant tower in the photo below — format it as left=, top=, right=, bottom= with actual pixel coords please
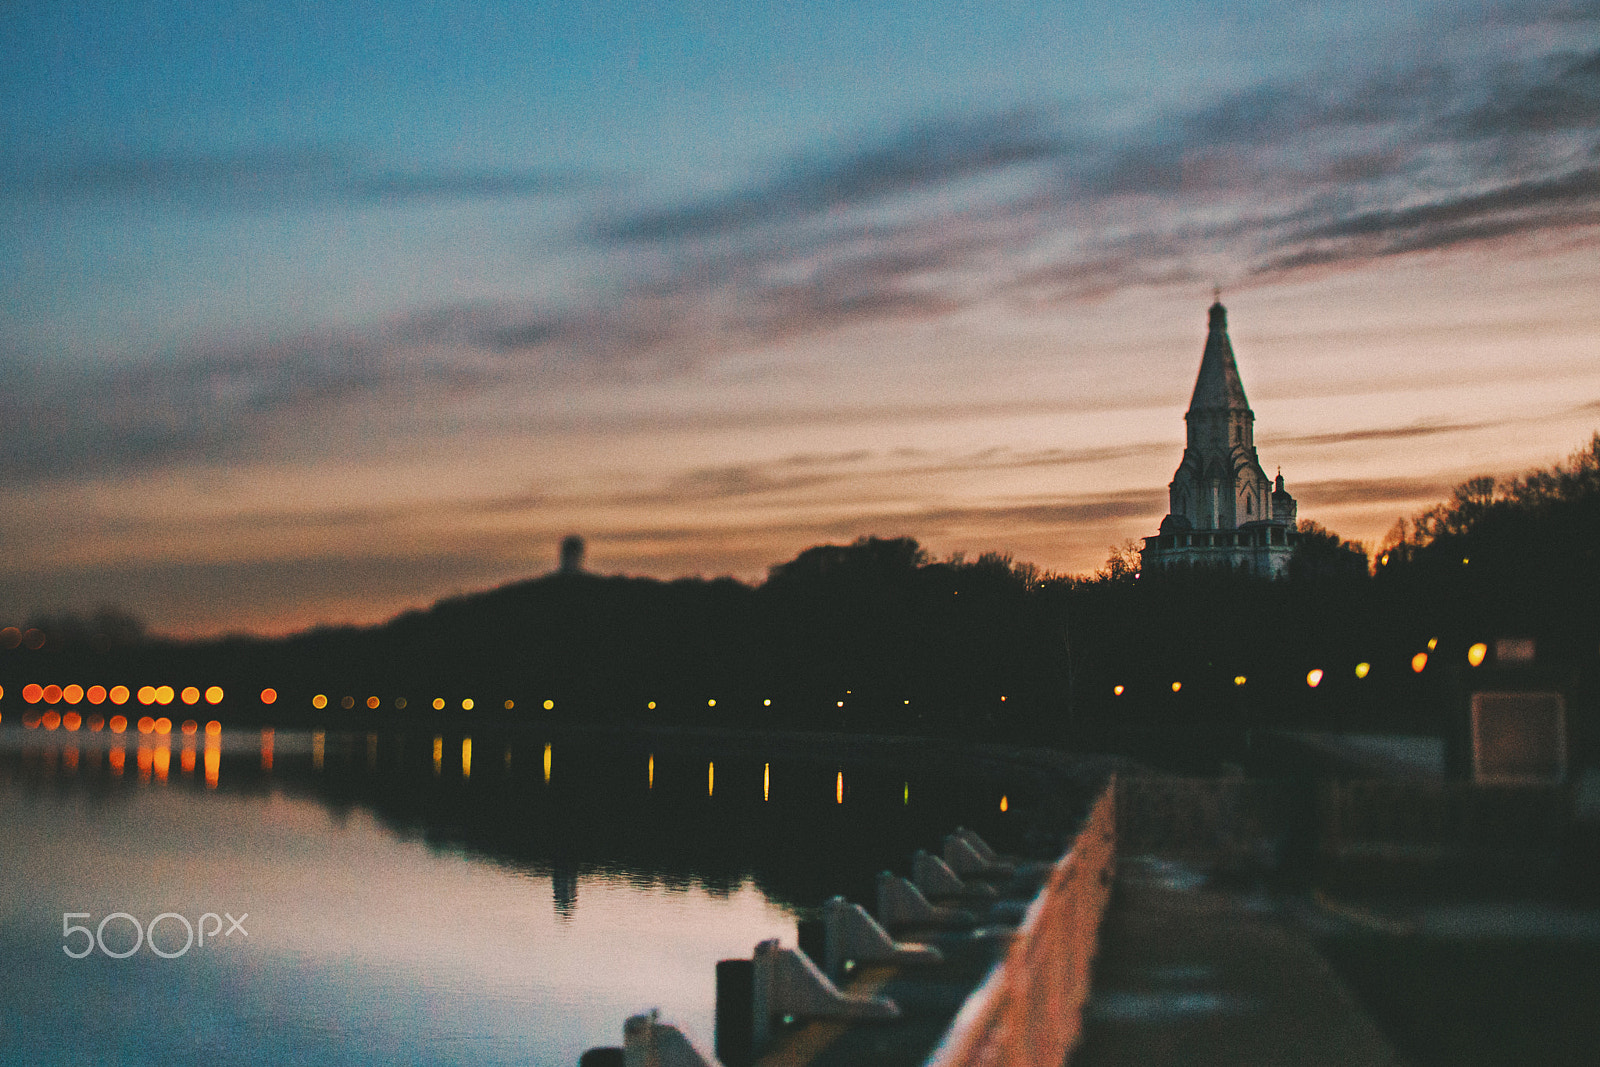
left=559, top=535, right=586, bottom=575
left=1142, top=301, right=1298, bottom=576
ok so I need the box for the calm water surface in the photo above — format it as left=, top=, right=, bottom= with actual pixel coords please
left=0, top=722, right=1028, bottom=1065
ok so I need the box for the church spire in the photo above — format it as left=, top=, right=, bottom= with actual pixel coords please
left=1187, top=300, right=1250, bottom=414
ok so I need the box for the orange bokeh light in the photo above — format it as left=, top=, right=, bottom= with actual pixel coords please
left=137, top=686, right=156, bottom=705
left=153, top=746, right=170, bottom=781
left=366, top=696, right=380, bottom=709
left=180, top=686, right=200, bottom=705
left=155, top=686, right=175, bottom=705
left=42, top=684, right=63, bottom=704
left=137, top=716, right=155, bottom=734
left=1411, top=652, right=1429, bottom=673
left=87, top=714, right=105, bottom=731
left=109, top=715, right=128, bottom=733
left=43, top=710, right=61, bottom=729
left=180, top=747, right=196, bottom=774
left=109, top=685, right=130, bottom=705
left=154, top=717, right=172, bottom=735
left=108, top=747, right=125, bottom=773
left=260, top=688, right=277, bottom=705
left=63, top=684, right=84, bottom=704
left=205, top=686, right=223, bottom=704
left=181, top=719, right=198, bottom=735
left=87, top=685, right=107, bottom=704
left=205, top=720, right=221, bottom=736
left=63, top=711, right=82, bottom=731
left=23, top=683, right=42, bottom=704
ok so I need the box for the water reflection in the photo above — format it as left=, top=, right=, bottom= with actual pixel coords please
left=0, top=722, right=1052, bottom=1065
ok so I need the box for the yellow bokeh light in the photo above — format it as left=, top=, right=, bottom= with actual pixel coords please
left=366, top=695, right=380, bottom=709
left=155, top=686, right=175, bottom=705
left=647, top=701, right=656, bottom=710
left=1113, top=685, right=1125, bottom=696
left=154, top=717, right=172, bottom=735
left=1467, top=642, right=1488, bottom=667
left=708, top=699, right=716, bottom=707
left=1234, top=675, right=1247, bottom=686
left=1427, top=638, right=1438, bottom=651
left=180, top=686, right=200, bottom=705
left=543, top=699, right=554, bottom=710
left=1170, top=681, right=1182, bottom=693
left=1412, top=652, right=1429, bottom=673
left=1306, top=669, right=1324, bottom=688
left=204, top=686, right=224, bottom=704
left=1355, top=662, right=1371, bottom=679
left=110, top=685, right=130, bottom=705
left=462, top=698, right=474, bottom=711
left=312, top=694, right=328, bottom=709
left=432, top=697, right=445, bottom=710
left=137, top=686, right=156, bottom=705
left=1000, top=795, right=1009, bottom=812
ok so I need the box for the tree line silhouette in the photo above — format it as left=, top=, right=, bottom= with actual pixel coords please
left=5, top=434, right=1596, bottom=756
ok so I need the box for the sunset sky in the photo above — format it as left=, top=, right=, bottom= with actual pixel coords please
left=3, top=0, right=1598, bottom=637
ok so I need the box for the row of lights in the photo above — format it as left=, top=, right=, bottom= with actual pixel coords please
left=1111, top=639, right=1488, bottom=696
left=308, top=694, right=559, bottom=712
left=18, top=711, right=222, bottom=735
left=11, top=684, right=225, bottom=707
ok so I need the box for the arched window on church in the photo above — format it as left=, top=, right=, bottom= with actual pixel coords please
left=1245, top=494, right=1253, bottom=516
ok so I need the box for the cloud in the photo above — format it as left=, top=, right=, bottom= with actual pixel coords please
left=1, top=146, right=597, bottom=206
left=596, top=108, right=1072, bottom=243
left=1291, top=475, right=1460, bottom=507
left=1271, top=420, right=1502, bottom=447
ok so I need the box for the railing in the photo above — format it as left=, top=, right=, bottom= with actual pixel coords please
left=923, top=775, right=1117, bottom=1067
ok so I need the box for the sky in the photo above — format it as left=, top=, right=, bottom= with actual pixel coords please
left=2, top=0, right=1598, bottom=637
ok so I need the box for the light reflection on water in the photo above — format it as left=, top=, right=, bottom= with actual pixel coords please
left=0, top=723, right=1031, bottom=1066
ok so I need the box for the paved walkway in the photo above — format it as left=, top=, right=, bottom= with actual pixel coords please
left=1072, top=857, right=1405, bottom=1067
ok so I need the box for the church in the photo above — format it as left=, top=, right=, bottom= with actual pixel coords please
left=1141, top=300, right=1300, bottom=577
